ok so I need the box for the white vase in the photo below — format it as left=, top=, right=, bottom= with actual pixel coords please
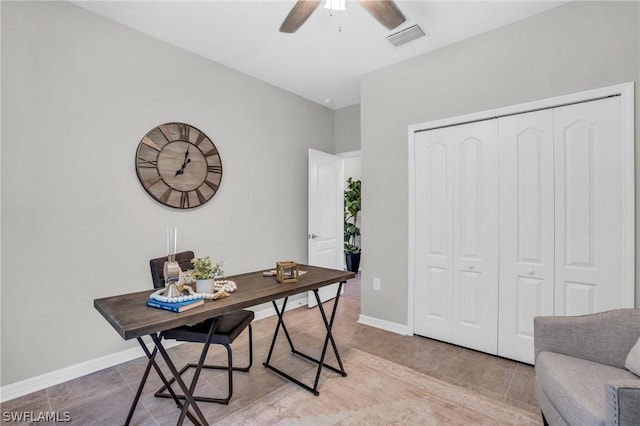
left=195, top=279, right=214, bottom=294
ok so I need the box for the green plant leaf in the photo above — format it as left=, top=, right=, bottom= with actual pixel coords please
left=343, top=178, right=362, bottom=255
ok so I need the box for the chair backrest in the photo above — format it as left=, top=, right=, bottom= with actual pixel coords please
left=149, top=250, right=195, bottom=289
left=534, top=308, right=640, bottom=369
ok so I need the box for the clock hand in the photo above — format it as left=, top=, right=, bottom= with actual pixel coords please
left=181, top=147, right=190, bottom=167
left=175, top=159, right=191, bottom=176
left=175, top=147, right=191, bottom=176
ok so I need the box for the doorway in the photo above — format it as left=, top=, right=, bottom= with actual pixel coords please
left=339, top=150, right=361, bottom=300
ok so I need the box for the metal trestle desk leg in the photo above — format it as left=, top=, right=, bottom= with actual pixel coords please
left=124, top=317, right=220, bottom=426
left=125, top=337, right=201, bottom=426
left=263, top=281, right=347, bottom=395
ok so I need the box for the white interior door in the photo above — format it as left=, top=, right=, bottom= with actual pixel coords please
left=413, top=126, right=454, bottom=342
left=449, top=120, right=499, bottom=354
left=553, top=97, right=627, bottom=315
left=498, top=109, right=555, bottom=364
left=413, top=120, right=499, bottom=354
left=308, top=149, right=344, bottom=308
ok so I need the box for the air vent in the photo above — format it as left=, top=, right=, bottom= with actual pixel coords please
left=386, top=24, right=426, bottom=47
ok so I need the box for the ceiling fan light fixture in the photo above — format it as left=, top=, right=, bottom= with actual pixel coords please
left=324, top=0, right=346, bottom=11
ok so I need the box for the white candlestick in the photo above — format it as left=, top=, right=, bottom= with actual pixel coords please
left=167, top=226, right=177, bottom=261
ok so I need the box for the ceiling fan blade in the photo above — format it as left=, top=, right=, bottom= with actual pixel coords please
left=280, top=0, right=322, bottom=33
left=359, top=0, right=406, bottom=30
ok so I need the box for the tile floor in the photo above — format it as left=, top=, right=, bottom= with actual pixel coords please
left=1, top=275, right=541, bottom=425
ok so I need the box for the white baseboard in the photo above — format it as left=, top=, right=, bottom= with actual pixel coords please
left=0, top=337, right=180, bottom=403
left=358, top=314, right=408, bottom=336
left=0, top=294, right=309, bottom=403
left=252, top=294, right=308, bottom=321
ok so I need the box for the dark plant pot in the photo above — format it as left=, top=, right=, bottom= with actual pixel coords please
left=345, top=253, right=361, bottom=273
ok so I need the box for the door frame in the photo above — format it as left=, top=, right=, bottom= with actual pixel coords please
left=407, top=82, right=635, bottom=336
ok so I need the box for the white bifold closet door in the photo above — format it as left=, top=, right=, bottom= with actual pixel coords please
left=498, top=96, right=624, bottom=363
left=414, top=95, right=629, bottom=363
left=552, top=97, right=623, bottom=315
left=497, top=109, right=556, bottom=362
left=413, top=120, right=499, bottom=355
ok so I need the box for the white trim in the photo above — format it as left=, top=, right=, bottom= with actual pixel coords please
left=408, top=82, right=634, bottom=134
left=0, top=294, right=308, bottom=403
left=251, top=294, right=308, bottom=321
left=408, top=82, right=635, bottom=334
left=0, top=337, right=180, bottom=403
left=336, top=150, right=361, bottom=159
left=358, top=314, right=408, bottom=336
left=407, top=125, right=416, bottom=336
left=619, top=83, right=636, bottom=308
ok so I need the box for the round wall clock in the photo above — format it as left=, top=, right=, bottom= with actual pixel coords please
left=135, top=123, right=222, bottom=209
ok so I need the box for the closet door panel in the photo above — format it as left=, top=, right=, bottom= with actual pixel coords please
left=413, top=129, right=454, bottom=341
left=450, top=120, right=499, bottom=354
left=554, top=97, right=623, bottom=315
left=413, top=120, right=499, bottom=353
left=498, top=110, right=554, bottom=364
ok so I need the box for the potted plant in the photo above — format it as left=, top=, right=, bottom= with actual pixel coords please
left=344, top=177, right=361, bottom=273
left=190, top=256, right=224, bottom=293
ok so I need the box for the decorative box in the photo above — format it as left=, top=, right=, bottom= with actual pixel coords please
left=276, top=261, right=299, bottom=284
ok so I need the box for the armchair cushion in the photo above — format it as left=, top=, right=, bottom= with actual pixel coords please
left=536, top=352, right=638, bottom=425
left=625, top=337, right=640, bottom=376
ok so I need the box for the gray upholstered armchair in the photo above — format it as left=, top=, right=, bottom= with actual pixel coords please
left=534, top=309, right=640, bottom=426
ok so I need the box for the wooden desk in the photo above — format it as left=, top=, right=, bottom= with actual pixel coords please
left=94, top=265, right=355, bottom=425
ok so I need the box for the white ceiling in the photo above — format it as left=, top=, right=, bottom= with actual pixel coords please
left=72, top=1, right=566, bottom=109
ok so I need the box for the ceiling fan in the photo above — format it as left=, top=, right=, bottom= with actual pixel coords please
left=279, top=0, right=406, bottom=33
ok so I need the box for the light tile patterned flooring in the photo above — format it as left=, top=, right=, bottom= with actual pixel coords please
left=1, top=274, right=540, bottom=425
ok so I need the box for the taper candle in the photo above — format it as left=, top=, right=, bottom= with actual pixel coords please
left=167, top=226, right=177, bottom=262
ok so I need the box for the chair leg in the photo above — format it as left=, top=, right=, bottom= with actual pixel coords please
left=193, top=324, right=253, bottom=372
left=154, top=325, right=253, bottom=405
left=541, top=412, right=549, bottom=426
left=234, top=324, right=253, bottom=372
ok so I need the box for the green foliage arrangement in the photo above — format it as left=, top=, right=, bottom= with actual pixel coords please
left=190, top=256, right=225, bottom=280
left=344, top=177, right=361, bottom=255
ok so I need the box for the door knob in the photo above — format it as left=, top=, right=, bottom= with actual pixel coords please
left=528, top=269, right=535, bottom=275
left=469, top=265, right=474, bottom=270
left=308, top=234, right=319, bottom=239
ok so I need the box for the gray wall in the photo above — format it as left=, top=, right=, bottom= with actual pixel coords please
left=360, top=1, right=640, bottom=325
left=1, top=1, right=333, bottom=386
left=334, top=104, right=361, bottom=154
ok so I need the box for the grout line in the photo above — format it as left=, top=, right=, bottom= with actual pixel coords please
left=115, top=361, right=160, bottom=425
left=502, top=366, right=517, bottom=403
left=44, top=387, right=53, bottom=412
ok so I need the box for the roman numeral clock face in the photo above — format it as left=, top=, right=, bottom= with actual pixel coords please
left=135, top=123, right=222, bottom=209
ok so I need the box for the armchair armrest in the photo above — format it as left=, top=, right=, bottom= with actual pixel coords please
left=606, top=380, right=640, bottom=426
left=534, top=309, right=640, bottom=369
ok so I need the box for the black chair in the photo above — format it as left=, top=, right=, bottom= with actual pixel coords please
left=149, top=250, right=254, bottom=405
